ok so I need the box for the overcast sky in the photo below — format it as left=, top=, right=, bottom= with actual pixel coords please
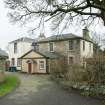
left=1, top=0, right=105, bottom=51
left=0, top=1, right=29, bottom=50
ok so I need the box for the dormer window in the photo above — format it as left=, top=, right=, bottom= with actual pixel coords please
left=69, top=40, right=73, bottom=50
left=31, top=42, right=39, bottom=51
left=49, top=42, right=54, bottom=52
left=14, top=43, right=17, bottom=53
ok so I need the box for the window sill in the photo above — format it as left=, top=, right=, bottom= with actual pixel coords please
left=49, top=51, right=54, bottom=53
left=39, top=68, right=45, bottom=70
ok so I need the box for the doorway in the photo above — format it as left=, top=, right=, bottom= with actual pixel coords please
left=28, top=63, right=32, bottom=73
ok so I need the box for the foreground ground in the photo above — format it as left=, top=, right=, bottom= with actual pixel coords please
left=0, top=72, right=103, bottom=105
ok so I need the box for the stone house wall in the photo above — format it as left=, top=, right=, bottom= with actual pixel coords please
left=38, top=39, right=93, bottom=65
left=21, top=51, right=47, bottom=73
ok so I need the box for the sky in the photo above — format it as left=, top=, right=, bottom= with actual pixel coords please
left=0, top=0, right=105, bottom=51
left=0, top=0, right=30, bottom=50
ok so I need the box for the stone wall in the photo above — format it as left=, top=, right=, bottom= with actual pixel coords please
left=38, top=39, right=93, bottom=65
left=39, top=39, right=81, bottom=64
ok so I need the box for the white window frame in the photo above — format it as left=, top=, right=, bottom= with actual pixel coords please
left=89, top=43, right=91, bottom=51
left=17, top=59, right=21, bottom=66
left=49, top=42, right=54, bottom=52
left=68, top=40, right=73, bottom=51
left=39, top=60, right=45, bottom=70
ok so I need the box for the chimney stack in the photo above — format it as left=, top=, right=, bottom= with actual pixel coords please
left=83, top=27, right=90, bottom=40
left=38, top=33, right=46, bottom=41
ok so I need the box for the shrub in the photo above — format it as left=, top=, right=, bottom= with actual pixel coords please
left=50, top=57, right=87, bottom=83
left=50, top=57, right=68, bottom=78
left=85, top=55, right=105, bottom=85
left=64, top=65, right=87, bottom=82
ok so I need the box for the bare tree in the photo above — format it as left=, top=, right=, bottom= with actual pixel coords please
left=5, top=0, right=105, bottom=31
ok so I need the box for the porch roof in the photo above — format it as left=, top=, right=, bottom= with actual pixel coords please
left=19, top=49, right=63, bottom=59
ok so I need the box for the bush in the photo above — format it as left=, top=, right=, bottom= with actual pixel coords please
left=85, top=55, right=105, bottom=85
left=50, top=57, right=67, bottom=78
left=64, top=65, right=87, bottom=82
left=50, top=55, right=105, bottom=96
left=50, top=57, right=87, bottom=83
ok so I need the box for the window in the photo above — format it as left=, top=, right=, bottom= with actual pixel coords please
left=11, top=58, right=15, bottom=66
left=68, top=57, right=74, bottom=64
left=39, top=61, right=45, bottom=69
left=89, top=43, right=91, bottom=51
left=17, top=59, right=21, bottom=66
left=83, top=41, right=85, bottom=51
left=14, top=43, right=17, bottom=53
left=76, top=40, right=80, bottom=49
left=69, top=40, right=73, bottom=50
left=49, top=42, right=54, bottom=52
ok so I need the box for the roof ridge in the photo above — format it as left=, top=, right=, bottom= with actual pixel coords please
left=9, top=37, right=35, bottom=44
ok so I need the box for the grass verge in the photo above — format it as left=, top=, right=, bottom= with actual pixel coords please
left=0, top=75, right=18, bottom=96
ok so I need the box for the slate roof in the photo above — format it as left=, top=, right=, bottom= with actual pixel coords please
left=9, top=37, right=35, bottom=44
left=37, top=33, right=93, bottom=43
left=40, top=51, right=63, bottom=59
left=0, top=49, right=8, bottom=57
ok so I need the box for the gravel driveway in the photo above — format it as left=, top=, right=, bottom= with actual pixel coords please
left=0, top=72, right=103, bottom=105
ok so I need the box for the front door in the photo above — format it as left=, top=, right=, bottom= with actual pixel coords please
left=28, top=63, right=32, bottom=73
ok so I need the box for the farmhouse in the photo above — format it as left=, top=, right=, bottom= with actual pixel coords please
left=18, top=27, right=94, bottom=74
left=8, top=27, right=94, bottom=74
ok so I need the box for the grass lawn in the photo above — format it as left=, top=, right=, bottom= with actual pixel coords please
left=0, top=75, right=18, bottom=96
